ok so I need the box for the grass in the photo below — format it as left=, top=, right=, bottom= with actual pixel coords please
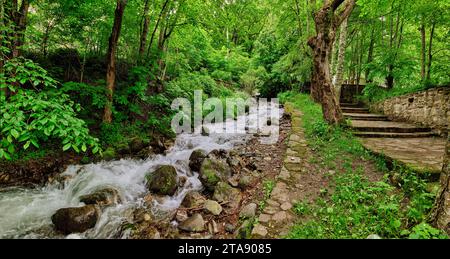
left=278, top=91, right=447, bottom=239
left=259, top=180, right=275, bottom=210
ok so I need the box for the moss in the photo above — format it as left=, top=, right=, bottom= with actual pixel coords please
left=102, top=147, right=116, bottom=160
left=146, top=165, right=178, bottom=196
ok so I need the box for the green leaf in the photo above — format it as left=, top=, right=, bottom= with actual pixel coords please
left=24, top=141, right=31, bottom=150
left=11, top=129, right=19, bottom=139
left=81, top=144, right=87, bottom=152
left=30, top=139, right=39, bottom=148
left=63, top=143, right=72, bottom=151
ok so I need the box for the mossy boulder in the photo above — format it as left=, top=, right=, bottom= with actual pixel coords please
left=146, top=165, right=178, bottom=196
left=79, top=188, right=121, bottom=207
left=213, top=182, right=242, bottom=210
left=189, top=149, right=208, bottom=172
left=199, top=157, right=232, bottom=191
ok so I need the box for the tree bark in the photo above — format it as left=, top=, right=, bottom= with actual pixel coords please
left=431, top=134, right=450, bottom=235
left=3, top=0, right=29, bottom=97
left=426, top=21, right=435, bottom=81
left=365, top=26, right=375, bottom=82
left=138, top=0, right=151, bottom=62
left=103, top=0, right=128, bottom=124
left=307, top=0, right=355, bottom=124
left=10, top=0, right=29, bottom=59
left=419, top=19, right=426, bottom=80
left=335, top=16, right=348, bottom=101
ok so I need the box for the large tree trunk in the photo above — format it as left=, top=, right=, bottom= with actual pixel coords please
left=431, top=134, right=450, bottom=235
left=419, top=19, right=426, bottom=80
left=426, top=21, right=435, bottom=81
left=334, top=16, right=348, bottom=102
left=138, top=0, right=151, bottom=62
left=307, top=0, right=355, bottom=124
left=103, top=0, right=127, bottom=123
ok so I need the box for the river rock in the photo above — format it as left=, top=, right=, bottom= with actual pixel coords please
left=251, top=224, right=268, bottom=238
left=204, top=200, right=223, bottom=215
left=181, top=191, right=206, bottom=208
left=238, top=174, right=257, bottom=189
left=213, top=182, right=242, bottom=210
left=178, top=213, right=205, bottom=232
left=130, top=137, right=147, bottom=153
left=79, top=188, right=121, bottom=207
left=199, top=158, right=232, bottom=191
left=51, top=205, right=100, bottom=234
left=175, top=210, right=189, bottom=222
left=189, top=149, right=208, bottom=172
left=146, top=165, right=178, bottom=196
left=239, top=203, right=257, bottom=218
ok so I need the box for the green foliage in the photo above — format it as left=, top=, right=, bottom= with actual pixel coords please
left=1, top=57, right=58, bottom=92
left=259, top=180, right=275, bottom=210
left=360, top=83, right=443, bottom=103
left=407, top=223, right=448, bottom=239
left=0, top=58, right=100, bottom=160
left=0, top=90, right=100, bottom=159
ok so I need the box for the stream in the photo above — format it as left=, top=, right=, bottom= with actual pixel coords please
left=0, top=101, right=281, bottom=239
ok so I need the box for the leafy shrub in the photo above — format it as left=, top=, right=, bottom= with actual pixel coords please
left=0, top=90, right=100, bottom=159
left=0, top=59, right=100, bottom=159
left=408, top=223, right=448, bottom=239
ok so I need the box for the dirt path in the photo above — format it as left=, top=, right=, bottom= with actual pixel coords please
left=251, top=103, right=330, bottom=238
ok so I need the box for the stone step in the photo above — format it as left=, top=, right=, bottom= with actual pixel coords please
left=352, top=126, right=432, bottom=133
left=350, top=120, right=432, bottom=133
left=340, top=103, right=364, bottom=108
left=353, top=132, right=438, bottom=138
left=344, top=113, right=388, bottom=121
left=341, top=107, right=370, bottom=113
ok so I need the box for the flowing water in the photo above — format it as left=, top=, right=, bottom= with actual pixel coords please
left=0, top=102, right=281, bottom=239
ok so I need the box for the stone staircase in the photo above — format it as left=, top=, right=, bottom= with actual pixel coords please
left=342, top=102, right=446, bottom=175
left=341, top=103, right=438, bottom=138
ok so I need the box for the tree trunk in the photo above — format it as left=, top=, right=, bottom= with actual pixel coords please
left=420, top=19, right=426, bottom=80
left=103, top=0, right=127, bottom=124
left=307, top=0, right=355, bottom=124
left=4, top=0, right=29, bottom=97
left=147, top=0, right=170, bottom=58
left=426, top=21, right=435, bottom=81
left=335, top=16, right=348, bottom=102
left=10, top=0, right=29, bottom=59
left=138, top=0, right=151, bottom=61
left=431, top=134, right=450, bottom=235
left=365, top=26, right=375, bottom=82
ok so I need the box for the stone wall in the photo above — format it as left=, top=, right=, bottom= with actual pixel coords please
left=370, top=87, right=450, bottom=131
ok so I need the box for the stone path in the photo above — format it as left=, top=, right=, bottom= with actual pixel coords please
left=343, top=103, right=446, bottom=174
left=251, top=103, right=326, bottom=238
